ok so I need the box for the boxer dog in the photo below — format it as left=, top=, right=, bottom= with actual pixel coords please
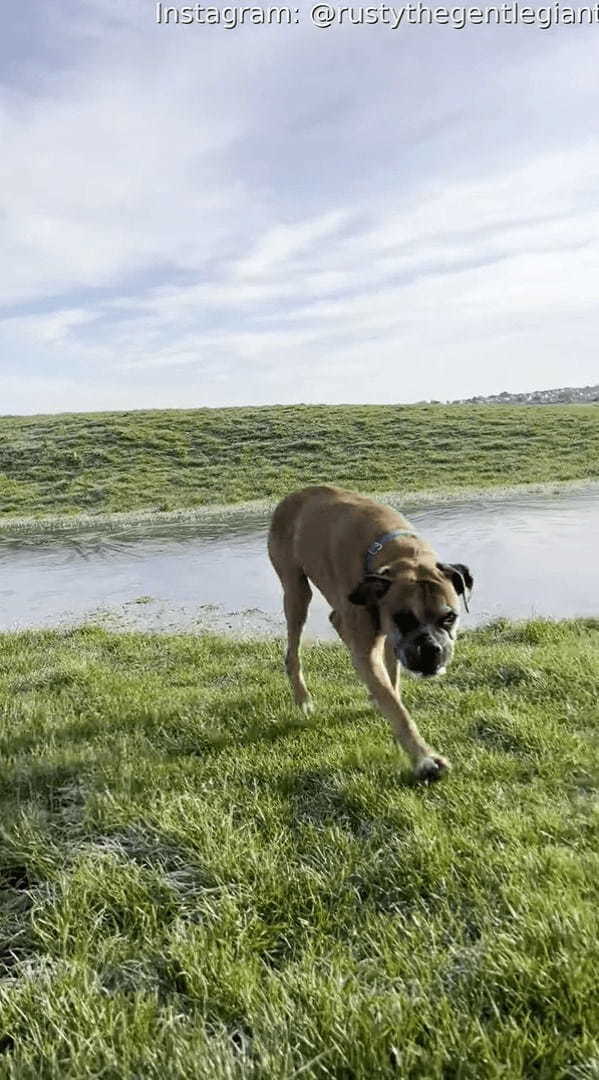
left=268, top=486, right=473, bottom=781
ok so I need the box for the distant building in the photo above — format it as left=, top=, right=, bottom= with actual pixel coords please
left=450, top=384, right=599, bottom=406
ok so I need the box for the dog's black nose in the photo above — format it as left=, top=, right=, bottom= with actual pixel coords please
left=419, top=638, right=443, bottom=674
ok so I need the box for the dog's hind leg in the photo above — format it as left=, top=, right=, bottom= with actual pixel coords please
left=281, top=572, right=314, bottom=714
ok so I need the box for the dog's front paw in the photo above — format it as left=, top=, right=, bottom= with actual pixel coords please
left=413, top=754, right=451, bottom=783
left=300, top=697, right=315, bottom=717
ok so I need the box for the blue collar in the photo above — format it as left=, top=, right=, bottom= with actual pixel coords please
left=365, top=527, right=419, bottom=572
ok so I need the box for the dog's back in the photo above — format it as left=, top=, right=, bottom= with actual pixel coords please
left=268, top=485, right=341, bottom=553
left=268, top=485, right=415, bottom=587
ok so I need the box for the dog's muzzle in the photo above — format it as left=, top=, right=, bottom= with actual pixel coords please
left=399, top=633, right=450, bottom=678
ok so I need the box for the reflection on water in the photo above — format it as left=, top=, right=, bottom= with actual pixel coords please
left=1, top=490, right=598, bottom=637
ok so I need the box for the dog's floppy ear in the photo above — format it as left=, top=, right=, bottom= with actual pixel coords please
left=348, top=573, right=392, bottom=606
left=437, top=562, right=474, bottom=608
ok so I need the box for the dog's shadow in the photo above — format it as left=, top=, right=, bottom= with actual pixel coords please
left=158, top=683, right=375, bottom=758
left=271, top=766, right=398, bottom=834
left=157, top=687, right=424, bottom=795
left=254, top=763, right=430, bottom=868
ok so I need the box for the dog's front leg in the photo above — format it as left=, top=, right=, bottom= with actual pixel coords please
left=351, top=640, right=450, bottom=782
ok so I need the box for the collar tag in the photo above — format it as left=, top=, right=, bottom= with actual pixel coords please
left=367, top=540, right=383, bottom=556
left=364, top=527, right=419, bottom=572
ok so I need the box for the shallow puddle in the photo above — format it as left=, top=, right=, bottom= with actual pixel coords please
left=1, top=489, right=598, bottom=637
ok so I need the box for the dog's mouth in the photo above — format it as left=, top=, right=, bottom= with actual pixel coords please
left=401, top=661, right=447, bottom=679
left=397, top=640, right=450, bottom=679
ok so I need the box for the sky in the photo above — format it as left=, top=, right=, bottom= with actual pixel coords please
left=1, top=0, right=598, bottom=415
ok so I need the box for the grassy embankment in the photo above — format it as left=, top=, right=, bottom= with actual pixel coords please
left=0, top=620, right=598, bottom=1077
left=1, top=404, right=598, bottom=520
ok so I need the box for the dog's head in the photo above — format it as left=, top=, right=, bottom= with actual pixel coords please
left=348, top=561, right=473, bottom=678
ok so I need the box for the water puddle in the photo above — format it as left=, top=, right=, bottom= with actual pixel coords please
left=1, top=490, right=598, bottom=637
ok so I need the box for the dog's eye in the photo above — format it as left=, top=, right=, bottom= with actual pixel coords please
left=439, top=612, right=457, bottom=629
left=394, top=610, right=419, bottom=634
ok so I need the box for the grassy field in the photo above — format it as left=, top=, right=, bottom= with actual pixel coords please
left=1, top=404, right=598, bottom=519
left=0, top=620, right=598, bottom=1077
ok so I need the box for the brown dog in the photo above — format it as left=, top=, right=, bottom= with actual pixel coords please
left=268, top=485, right=473, bottom=781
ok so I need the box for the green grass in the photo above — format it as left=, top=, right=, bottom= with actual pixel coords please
left=1, top=404, right=598, bottom=519
left=0, top=620, right=598, bottom=1078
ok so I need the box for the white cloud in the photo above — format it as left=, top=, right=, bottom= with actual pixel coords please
left=2, top=5, right=599, bottom=412
left=234, top=210, right=350, bottom=277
